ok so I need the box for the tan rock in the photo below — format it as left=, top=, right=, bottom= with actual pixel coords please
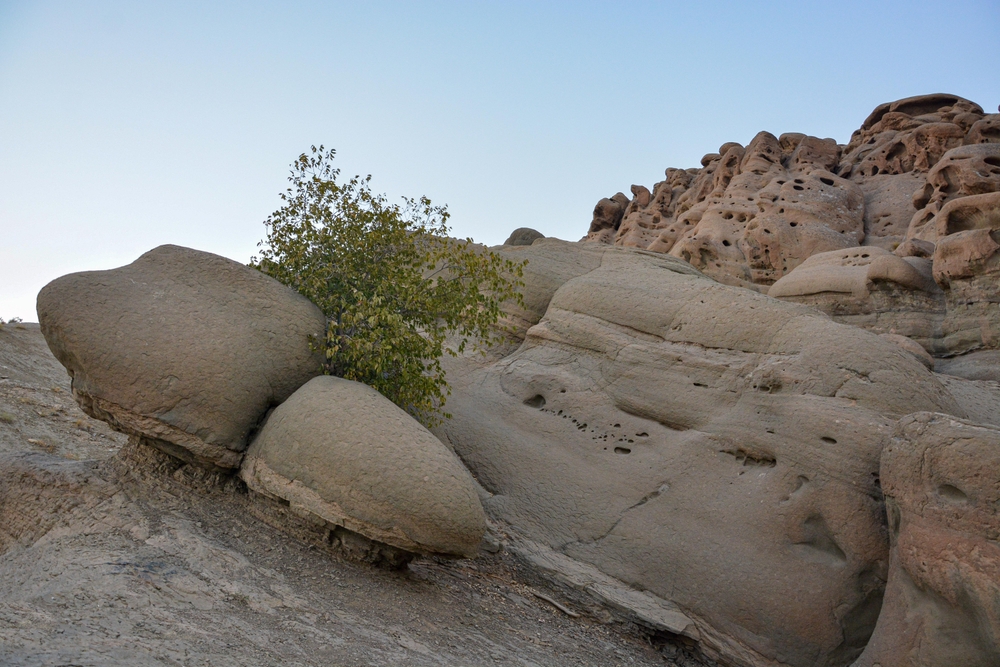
left=240, top=375, right=486, bottom=558
left=967, top=113, right=1000, bottom=144
left=584, top=193, right=629, bottom=243
left=437, top=242, right=965, bottom=667
left=768, top=247, right=944, bottom=350
left=908, top=144, right=1000, bottom=241
left=36, top=245, right=327, bottom=469
left=853, top=413, right=1000, bottom=667
left=932, top=228, right=1000, bottom=285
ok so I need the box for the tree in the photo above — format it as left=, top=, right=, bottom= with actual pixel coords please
left=252, top=146, right=525, bottom=426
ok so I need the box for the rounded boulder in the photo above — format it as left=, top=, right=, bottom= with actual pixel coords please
left=36, top=244, right=327, bottom=468
left=239, top=375, right=486, bottom=558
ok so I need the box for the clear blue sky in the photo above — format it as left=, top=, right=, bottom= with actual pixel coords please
left=1, top=0, right=997, bottom=321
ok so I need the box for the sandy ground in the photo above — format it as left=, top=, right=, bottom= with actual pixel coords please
left=0, top=323, right=710, bottom=667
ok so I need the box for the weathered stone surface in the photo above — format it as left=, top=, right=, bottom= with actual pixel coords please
left=852, top=413, right=1000, bottom=667
left=908, top=144, right=1000, bottom=241
left=583, top=97, right=1000, bottom=357
left=36, top=245, right=326, bottom=468
left=436, top=241, right=967, bottom=667
left=503, top=227, right=544, bottom=246
left=584, top=192, right=630, bottom=244
left=240, top=375, right=486, bottom=558
left=768, top=247, right=945, bottom=351
left=879, top=333, right=934, bottom=369
left=857, top=172, right=925, bottom=249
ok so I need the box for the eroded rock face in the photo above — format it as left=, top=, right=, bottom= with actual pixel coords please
left=852, top=413, right=1000, bottom=667
left=768, top=247, right=944, bottom=350
left=587, top=94, right=1000, bottom=358
left=240, top=375, right=486, bottom=558
left=36, top=245, right=327, bottom=468
left=438, top=241, right=967, bottom=667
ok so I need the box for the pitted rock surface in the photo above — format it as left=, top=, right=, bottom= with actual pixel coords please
left=436, top=241, right=974, bottom=667
left=582, top=94, right=1000, bottom=358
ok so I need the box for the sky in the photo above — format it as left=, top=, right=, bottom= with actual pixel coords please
left=1, top=1, right=998, bottom=321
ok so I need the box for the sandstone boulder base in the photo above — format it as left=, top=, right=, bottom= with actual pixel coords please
left=436, top=241, right=967, bottom=667
left=853, top=413, right=1000, bottom=667
left=503, top=227, right=545, bottom=246
left=240, top=375, right=486, bottom=558
left=36, top=245, right=327, bottom=469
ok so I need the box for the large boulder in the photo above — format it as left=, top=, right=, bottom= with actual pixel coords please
left=435, top=242, right=967, bottom=667
left=853, top=413, right=1000, bottom=667
left=240, top=375, right=486, bottom=558
left=36, top=245, right=327, bottom=468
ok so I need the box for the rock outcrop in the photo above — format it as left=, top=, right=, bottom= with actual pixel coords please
left=36, top=245, right=327, bottom=469
left=853, top=413, right=1000, bottom=667
left=583, top=94, right=1000, bottom=358
left=437, top=239, right=971, bottom=667
left=240, top=376, right=487, bottom=559
left=503, top=227, right=545, bottom=246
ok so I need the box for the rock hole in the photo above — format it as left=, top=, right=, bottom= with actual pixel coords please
left=778, top=208, right=785, bottom=214
left=793, top=185, right=804, bottom=191
left=722, top=240, right=731, bottom=246
left=789, top=222, right=797, bottom=227
left=821, top=436, right=837, bottom=444
left=693, top=382, right=708, bottom=387
left=636, top=432, right=648, bottom=437
left=524, top=395, right=546, bottom=409
left=872, top=165, right=880, bottom=175
left=820, top=177, right=834, bottom=186
left=938, top=484, right=968, bottom=501
left=614, top=447, right=631, bottom=455
left=613, top=423, right=621, bottom=428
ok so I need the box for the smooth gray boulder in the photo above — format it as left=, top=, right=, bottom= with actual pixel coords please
left=36, top=245, right=327, bottom=468
left=240, top=375, right=486, bottom=558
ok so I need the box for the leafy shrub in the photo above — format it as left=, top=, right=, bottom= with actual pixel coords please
left=253, top=146, right=525, bottom=425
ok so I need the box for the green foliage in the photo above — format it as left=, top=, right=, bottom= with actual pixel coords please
left=253, top=146, right=525, bottom=426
